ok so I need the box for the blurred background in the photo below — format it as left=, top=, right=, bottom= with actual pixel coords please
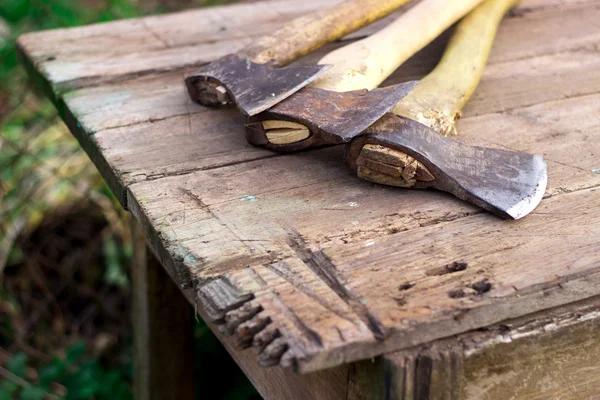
left=0, top=0, right=260, bottom=399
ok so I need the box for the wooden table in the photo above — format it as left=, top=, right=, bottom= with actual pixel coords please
left=17, top=0, right=600, bottom=398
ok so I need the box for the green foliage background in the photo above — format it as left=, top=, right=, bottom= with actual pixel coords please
left=0, top=0, right=259, bottom=399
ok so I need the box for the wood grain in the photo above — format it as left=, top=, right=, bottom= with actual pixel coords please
left=304, top=186, right=600, bottom=369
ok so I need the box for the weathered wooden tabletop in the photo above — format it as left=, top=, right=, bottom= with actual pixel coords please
left=18, top=0, right=600, bottom=384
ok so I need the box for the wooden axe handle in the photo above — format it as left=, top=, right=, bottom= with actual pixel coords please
left=312, top=0, right=486, bottom=92
left=393, top=0, right=521, bottom=136
left=240, top=0, right=413, bottom=66
left=262, top=0, right=487, bottom=144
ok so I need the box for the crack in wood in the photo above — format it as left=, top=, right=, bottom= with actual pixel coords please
left=140, top=19, right=172, bottom=49
left=310, top=256, right=387, bottom=339
left=267, top=261, right=362, bottom=326
left=267, top=290, right=325, bottom=349
left=284, top=229, right=389, bottom=339
left=179, top=188, right=253, bottom=253
left=246, top=266, right=269, bottom=288
left=141, top=153, right=280, bottom=182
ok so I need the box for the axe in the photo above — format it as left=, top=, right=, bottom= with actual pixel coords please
left=247, top=0, right=487, bottom=147
left=185, top=0, right=414, bottom=116
left=247, top=0, right=547, bottom=219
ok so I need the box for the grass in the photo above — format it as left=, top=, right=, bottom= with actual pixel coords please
left=0, top=1, right=258, bottom=399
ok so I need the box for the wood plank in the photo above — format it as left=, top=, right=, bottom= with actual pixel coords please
left=17, top=0, right=339, bottom=90
left=131, top=179, right=600, bottom=372
left=463, top=49, right=600, bottom=117
left=20, top=0, right=315, bottom=55
left=459, top=304, right=600, bottom=400
left=127, top=88, right=600, bottom=371
left=66, top=26, right=600, bottom=135
left=121, top=92, right=600, bottom=267
left=458, top=95, right=600, bottom=198
left=343, top=0, right=600, bottom=41
left=17, top=0, right=600, bottom=92
left=14, top=0, right=597, bottom=206
left=380, top=297, right=600, bottom=400
left=94, top=108, right=274, bottom=185
left=63, top=71, right=205, bottom=132
left=61, top=59, right=600, bottom=205
left=62, top=1, right=600, bottom=132
left=223, top=258, right=376, bottom=368
left=50, top=3, right=600, bottom=208
left=127, top=90, right=600, bottom=261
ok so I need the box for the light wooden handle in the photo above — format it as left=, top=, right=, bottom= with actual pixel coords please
left=312, top=0, right=486, bottom=92
left=393, top=0, right=521, bottom=136
left=263, top=0, right=484, bottom=145
left=241, top=0, right=413, bottom=66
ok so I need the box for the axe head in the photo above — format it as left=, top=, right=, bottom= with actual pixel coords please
left=345, top=115, right=547, bottom=219
left=185, top=54, right=331, bottom=116
left=245, top=81, right=419, bottom=152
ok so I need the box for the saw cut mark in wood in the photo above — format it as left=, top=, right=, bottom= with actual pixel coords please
left=221, top=258, right=376, bottom=368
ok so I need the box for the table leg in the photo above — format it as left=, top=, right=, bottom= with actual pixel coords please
left=131, top=220, right=195, bottom=400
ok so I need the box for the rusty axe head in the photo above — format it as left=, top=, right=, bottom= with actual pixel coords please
left=185, top=54, right=332, bottom=116
left=345, top=115, right=547, bottom=219
left=245, top=81, right=419, bottom=152
left=183, top=0, right=417, bottom=116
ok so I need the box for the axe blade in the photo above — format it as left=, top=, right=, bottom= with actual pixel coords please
left=246, top=81, right=419, bottom=151
left=185, top=54, right=331, bottom=116
left=346, top=116, right=548, bottom=219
